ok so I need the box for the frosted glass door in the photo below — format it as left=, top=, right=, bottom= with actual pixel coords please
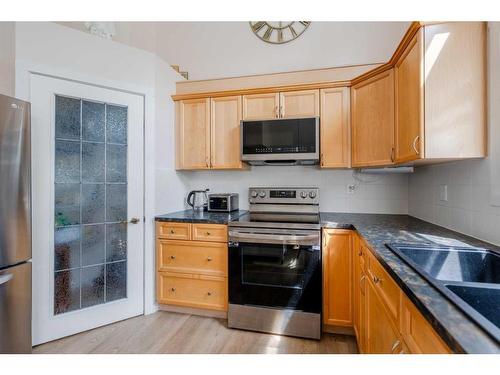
left=31, top=75, right=144, bottom=345
left=54, top=97, right=128, bottom=314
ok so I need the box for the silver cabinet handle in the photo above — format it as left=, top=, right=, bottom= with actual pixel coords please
left=412, top=135, right=420, bottom=155
left=391, top=339, right=401, bottom=353
left=280, top=105, right=284, bottom=118
left=275, top=106, right=279, bottom=118
left=0, top=273, right=13, bottom=286
left=360, top=275, right=366, bottom=295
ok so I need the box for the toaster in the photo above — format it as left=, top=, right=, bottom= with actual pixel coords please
left=208, top=193, right=239, bottom=212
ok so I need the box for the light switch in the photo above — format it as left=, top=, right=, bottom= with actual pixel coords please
left=440, top=185, right=448, bottom=202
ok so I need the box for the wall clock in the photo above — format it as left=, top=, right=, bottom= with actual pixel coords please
left=249, top=21, right=311, bottom=44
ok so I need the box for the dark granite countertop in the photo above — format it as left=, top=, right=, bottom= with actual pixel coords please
left=320, top=212, right=500, bottom=354
left=155, top=209, right=499, bottom=353
left=155, top=209, right=247, bottom=224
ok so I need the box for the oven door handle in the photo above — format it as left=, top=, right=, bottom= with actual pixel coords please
left=228, top=231, right=320, bottom=246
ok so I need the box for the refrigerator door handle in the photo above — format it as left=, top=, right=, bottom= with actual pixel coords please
left=0, top=273, right=13, bottom=286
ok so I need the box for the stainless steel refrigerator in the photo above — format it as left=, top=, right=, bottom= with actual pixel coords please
left=0, top=93, right=32, bottom=353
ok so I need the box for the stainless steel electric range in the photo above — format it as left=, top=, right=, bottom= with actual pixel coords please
left=227, top=187, right=321, bottom=340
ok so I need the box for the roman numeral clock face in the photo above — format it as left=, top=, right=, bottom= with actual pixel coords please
left=250, top=21, right=311, bottom=44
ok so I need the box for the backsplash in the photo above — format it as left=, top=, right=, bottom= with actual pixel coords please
left=181, top=167, right=409, bottom=214
left=408, top=159, right=500, bottom=246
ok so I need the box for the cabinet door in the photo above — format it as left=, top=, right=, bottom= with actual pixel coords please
left=280, top=89, right=319, bottom=118
left=366, top=279, right=402, bottom=354
left=242, top=92, right=279, bottom=120
left=351, top=69, right=395, bottom=167
left=210, top=96, right=244, bottom=169
left=176, top=98, right=210, bottom=169
left=320, top=87, right=350, bottom=168
left=323, top=229, right=353, bottom=327
left=401, top=296, right=451, bottom=354
left=395, top=29, right=424, bottom=163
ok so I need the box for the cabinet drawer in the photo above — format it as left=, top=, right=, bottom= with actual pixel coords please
left=156, top=222, right=191, bottom=240
left=192, top=224, right=227, bottom=242
left=401, top=296, right=451, bottom=353
left=366, top=249, right=401, bottom=323
left=157, top=272, right=227, bottom=311
left=157, top=240, right=227, bottom=277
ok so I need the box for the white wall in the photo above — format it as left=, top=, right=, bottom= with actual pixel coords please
left=57, top=21, right=409, bottom=80
left=181, top=168, right=409, bottom=214
left=408, top=22, right=500, bottom=246
left=0, top=22, right=15, bottom=97
left=154, top=22, right=409, bottom=80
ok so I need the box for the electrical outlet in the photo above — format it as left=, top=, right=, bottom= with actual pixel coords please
left=439, top=184, right=448, bottom=202
left=347, top=184, right=356, bottom=194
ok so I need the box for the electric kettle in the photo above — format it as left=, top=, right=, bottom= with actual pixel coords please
left=187, top=189, right=209, bottom=211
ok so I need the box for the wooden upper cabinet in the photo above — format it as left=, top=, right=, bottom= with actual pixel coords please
left=423, top=22, right=486, bottom=159
left=210, top=96, right=243, bottom=169
left=280, top=89, right=319, bottom=118
left=242, top=92, right=279, bottom=120
left=323, top=229, right=353, bottom=327
left=176, top=98, right=210, bottom=169
left=395, top=29, right=424, bottom=163
left=351, top=69, right=395, bottom=168
left=320, top=87, right=350, bottom=168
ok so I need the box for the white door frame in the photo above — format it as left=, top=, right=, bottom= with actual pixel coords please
left=30, top=73, right=145, bottom=345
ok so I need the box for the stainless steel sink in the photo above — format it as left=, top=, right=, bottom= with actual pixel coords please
left=387, top=243, right=500, bottom=343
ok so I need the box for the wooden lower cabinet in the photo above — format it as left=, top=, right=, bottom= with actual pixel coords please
left=158, top=272, right=227, bottom=311
left=366, top=278, right=403, bottom=354
left=324, top=230, right=452, bottom=354
left=156, top=221, right=228, bottom=313
left=323, top=229, right=353, bottom=327
left=401, top=296, right=451, bottom=354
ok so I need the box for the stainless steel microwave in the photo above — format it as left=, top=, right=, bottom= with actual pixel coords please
left=240, top=117, right=319, bottom=165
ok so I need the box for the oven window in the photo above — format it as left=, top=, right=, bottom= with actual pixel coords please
left=241, top=243, right=310, bottom=289
left=242, top=118, right=316, bottom=154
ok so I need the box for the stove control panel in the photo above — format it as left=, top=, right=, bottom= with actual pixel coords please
left=249, top=187, right=319, bottom=205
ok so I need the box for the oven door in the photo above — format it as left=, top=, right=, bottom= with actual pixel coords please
left=241, top=117, right=319, bottom=162
left=228, top=228, right=321, bottom=313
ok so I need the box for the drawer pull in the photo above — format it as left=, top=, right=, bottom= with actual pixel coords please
left=170, top=255, right=176, bottom=260
left=373, top=275, right=381, bottom=284
left=206, top=232, right=211, bottom=236
left=358, top=250, right=363, bottom=256
left=171, top=287, right=176, bottom=292
left=170, top=229, right=175, bottom=234
left=207, top=292, right=212, bottom=296
left=391, top=340, right=401, bottom=353
left=207, top=256, right=212, bottom=261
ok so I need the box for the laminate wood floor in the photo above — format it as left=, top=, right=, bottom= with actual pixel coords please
left=33, top=311, right=358, bottom=354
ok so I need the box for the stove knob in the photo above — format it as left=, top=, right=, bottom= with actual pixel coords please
left=309, top=191, right=317, bottom=199
left=259, top=190, right=266, bottom=198
left=250, top=190, right=258, bottom=198
left=300, top=191, right=307, bottom=199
